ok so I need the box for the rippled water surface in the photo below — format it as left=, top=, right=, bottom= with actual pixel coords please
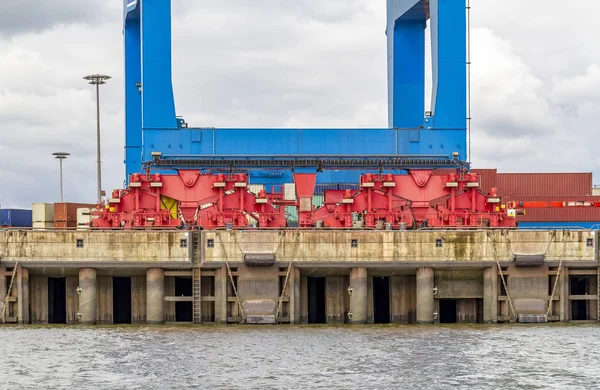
left=1, top=324, right=599, bottom=389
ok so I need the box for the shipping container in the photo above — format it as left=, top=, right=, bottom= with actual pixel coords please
left=33, top=221, right=55, bottom=229
left=248, top=184, right=264, bottom=196
left=497, top=173, right=592, bottom=197
left=77, top=208, right=97, bottom=230
left=0, top=209, right=33, bottom=227
left=313, top=194, right=324, bottom=208
left=284, top=183, right=296, bottom=201
left=54, top=221, right=76, bottom=229
left=32, top=203, right=54, bottom=223
left=285, top=206, right=298, bottom=223
left=509, top=195, right=600, bottom=222
left=517, top=221, right=600, bottom=229
left=284, top=195, right=323, bottom=225
left=54, top=203, right=96, bottom=224
left=593, top=186, right=600, bottom=196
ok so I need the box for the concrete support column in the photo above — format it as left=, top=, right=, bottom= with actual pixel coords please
left=146, top=268, right=165, bottom=324
left=483, top=265, right=498, bottom=323
left=416, top=267, right=434, bottom=324
left=78, top=268, right=97, bottom=325
left=0, top=264, right=5, bottom=324
left=300, top=276, right=308, bottom=324
left=17, top=265, right=29, bottom=324
left=215, top=265, right=228, bottom=324
left=559, top=266, right=569, bottom=322
left=290, top=266, right=301, bottom=324
left=349, top=267, right=368, bottom=324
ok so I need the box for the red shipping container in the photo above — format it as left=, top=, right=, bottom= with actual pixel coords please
left=496, top=173, right=592, bottom=197
left=432, top=168, right=498, bottom=193
left=470, top=169, right=498, bottom=193
left=506, top=195, right=600, bottom=222
left=54, top=221, right=77, bottom=229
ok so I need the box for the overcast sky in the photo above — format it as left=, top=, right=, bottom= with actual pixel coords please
left=1, top=0, right=599, bottom=208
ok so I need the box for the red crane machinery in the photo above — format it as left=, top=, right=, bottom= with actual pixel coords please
left=298, top=170, right=514, bottom=229
left=91, top=167, right=517, bottom=230
left=92, top=171, right=288, bottom=229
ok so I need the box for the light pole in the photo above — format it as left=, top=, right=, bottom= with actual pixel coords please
left=52, top=152, right=70, bottom=202
left=83, top=73, right=111, bottom=204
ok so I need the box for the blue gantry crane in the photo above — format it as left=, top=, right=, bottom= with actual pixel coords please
left=122, top=0, right=467, bottom=186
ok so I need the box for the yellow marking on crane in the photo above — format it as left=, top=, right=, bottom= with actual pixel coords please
left=160, top=196, right=178, bottom=219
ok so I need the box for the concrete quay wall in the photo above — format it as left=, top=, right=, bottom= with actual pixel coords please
left=0, top=229, right=595, bottom=267
left=0, top=230, right=191, bottom=267
left=0, top=229, right=598, bottom=325
left=203, top=230, right=596, bottom=265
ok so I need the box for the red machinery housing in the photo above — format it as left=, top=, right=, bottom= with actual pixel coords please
left=299, top=170, right=514, bottom=229
left=92, top=169, right=517, bottom=229
left=92, top=171, right=288, bottom=229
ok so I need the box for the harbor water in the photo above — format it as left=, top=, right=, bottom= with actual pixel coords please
left=1, top=324, right=599, bottom=389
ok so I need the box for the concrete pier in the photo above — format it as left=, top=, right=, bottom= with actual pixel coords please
left=349, top=268, right=368, bottom=324
left=146, top=268, right=165, bottom=324
left=0, top=229, right=598, bottom=326
left=78, top=268, right=97, bottom=325
left=483, top=265, right=498, bottom=323
left=416, top=267, right=434, bottom=324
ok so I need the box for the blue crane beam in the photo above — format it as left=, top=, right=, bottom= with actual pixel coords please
left=146, top=154, right=467, bottom=172
left=123, top=0, right=468, bottom=185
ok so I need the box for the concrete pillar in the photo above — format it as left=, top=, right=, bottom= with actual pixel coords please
left=349, top=267, right=368, bottom=324
left=0, top=264, right=5, bottom=324
left=146, top=268, right=164, bottom=324
left=215, top=265, right=228, bottom=324
left=483, top=265, right=498, bottom=323
left=559, top=266, right=569, bottom=322
left=79, top=268, right=97, bottom=325
left=290, top=266, right=301, bottom=324
left=300, top=276, right=308, bottom=324
left=17, top=265, right=29, bottom=324
left=416, top=267, right=434, bottom=324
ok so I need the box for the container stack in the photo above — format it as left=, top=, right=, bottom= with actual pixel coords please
left=54, top=203, right=96, bottom=229
left=495, top=172, right=600, bottom=228
left=447, top=170, right=600, bottom=228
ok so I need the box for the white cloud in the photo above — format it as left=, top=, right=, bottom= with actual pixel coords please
left=1, top=0, right=600, bottom=209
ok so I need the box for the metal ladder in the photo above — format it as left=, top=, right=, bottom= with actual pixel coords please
left=2, top=263, right=19, bottom=323
left=191, top=232, right=202, bottom=324
left=193, top=266, right=201, bottom=324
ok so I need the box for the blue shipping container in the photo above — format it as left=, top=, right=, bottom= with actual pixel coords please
left=518, top=221, right=600, bottom=230
left=0, top=209, right=33, bottom=227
